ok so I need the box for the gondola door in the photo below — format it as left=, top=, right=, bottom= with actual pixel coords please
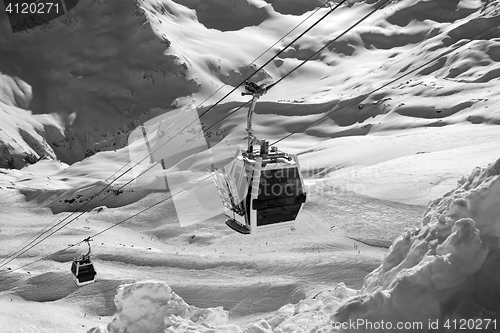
left=249, top=157, right=262, bottom=234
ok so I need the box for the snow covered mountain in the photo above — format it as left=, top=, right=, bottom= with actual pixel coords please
left=1, top=0, right=499, bottom=168
left=1, top=0, right=500, bottom=332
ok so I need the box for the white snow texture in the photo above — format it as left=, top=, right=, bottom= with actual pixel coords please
left=88, top=158, right=500, bottom=332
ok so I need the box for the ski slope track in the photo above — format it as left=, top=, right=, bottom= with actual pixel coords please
left=0, top=0, right=500, bottom=331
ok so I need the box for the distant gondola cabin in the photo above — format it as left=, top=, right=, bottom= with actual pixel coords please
left=71, top=255, right=97, bottom=286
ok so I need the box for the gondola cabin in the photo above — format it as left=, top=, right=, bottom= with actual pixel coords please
left=71, top=255, right=97, bottom=286
left=212, top=81, right=307, bottom=235
left=71, top=238, right=97, bottom=286
left=213, top=142, right=306, bottom=235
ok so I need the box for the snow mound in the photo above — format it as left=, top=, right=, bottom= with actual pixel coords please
left=333, top=158, right=500, bottom=331
left=243, top=283, right=357, bottom=333
left=88, top=281, right=356, bottom=333
left=88, top=281, right=241, bottom=333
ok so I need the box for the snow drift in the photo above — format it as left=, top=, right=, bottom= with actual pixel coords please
left=333, top=157, right=500, bottom=332
left=86, top=280, right=357, bottom=333
left=87, top=158, right=500, bottom=332
left=87, top=281, right=241, bottom=333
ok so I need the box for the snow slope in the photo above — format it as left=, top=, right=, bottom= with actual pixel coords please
left=81, top=158, right=500, bottom=333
